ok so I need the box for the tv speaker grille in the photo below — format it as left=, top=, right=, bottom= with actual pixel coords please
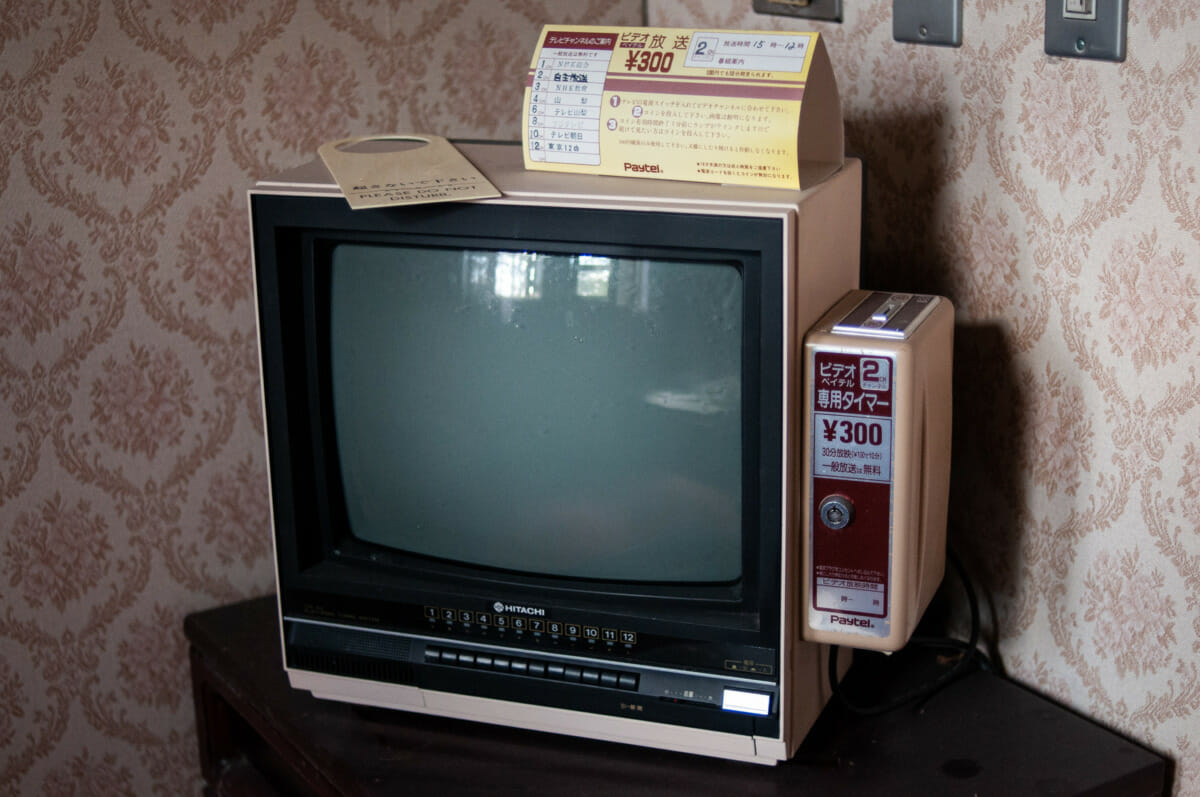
left=286, top=621, right=415, bottom=685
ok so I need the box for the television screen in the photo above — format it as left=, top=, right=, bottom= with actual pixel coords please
left=328, top=243, right=744, bottom=583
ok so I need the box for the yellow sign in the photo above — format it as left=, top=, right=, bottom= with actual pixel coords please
left=522, top=26, right=843, bottom=190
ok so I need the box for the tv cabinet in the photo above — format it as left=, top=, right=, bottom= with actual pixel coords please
left=186, top=596, right=1167, bottom=796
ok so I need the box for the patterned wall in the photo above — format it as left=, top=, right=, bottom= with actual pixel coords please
left=646, top=1, right=1200, bottom=793
left=0, top=2, right=642, bottom=793
left=1, top=0, right=1197, bottom=794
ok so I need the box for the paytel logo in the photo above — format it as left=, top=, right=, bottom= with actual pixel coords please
left=494, top=601, right=546, bottom=616
left=830, top=614, right=875, bottom=629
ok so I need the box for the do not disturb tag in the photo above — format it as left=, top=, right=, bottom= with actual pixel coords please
left=318, top=134, right=501, bottom=210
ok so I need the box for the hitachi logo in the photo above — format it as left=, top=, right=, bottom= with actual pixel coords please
left=830, top=615, right=875, bottom=629
left=493, top=601, right=545, bottom=616
left=623, top=161, right=662, bottom=173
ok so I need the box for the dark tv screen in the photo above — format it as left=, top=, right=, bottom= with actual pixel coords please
left=329, top=243, right=744, bottom=583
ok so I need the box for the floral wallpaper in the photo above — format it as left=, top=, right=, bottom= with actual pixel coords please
left=648, top=1, right=1200, bottom=793
left=0, top=1, right=641, bottom=793
left=1, top=0, right=1197, bottom=794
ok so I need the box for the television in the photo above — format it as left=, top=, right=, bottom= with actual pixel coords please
left=250, top=141, right=950, bottom=764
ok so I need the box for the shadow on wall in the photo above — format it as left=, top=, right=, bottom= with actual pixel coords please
left=845, top=109, right=1027, bottom=663
left=847, top=108, right=959, bottom=297
left=946, top=322, right=1027, bottom=666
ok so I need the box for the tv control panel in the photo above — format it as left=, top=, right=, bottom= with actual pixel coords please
left=289, top=592, right=780, bottom=680
left=285, top=612, right=781, bottom=738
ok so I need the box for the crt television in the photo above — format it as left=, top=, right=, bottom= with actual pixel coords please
left=250, top=141, right=952, bottom=764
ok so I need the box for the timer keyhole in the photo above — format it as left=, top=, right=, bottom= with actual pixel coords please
left=819, top=495, right=855, bottom=530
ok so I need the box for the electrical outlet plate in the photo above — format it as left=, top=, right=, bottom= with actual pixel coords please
left=893, top=0, right=962, bottom=47
left=752, top=0, right=842, bottom=23
left=1045, top=0, right=1127, bottom=61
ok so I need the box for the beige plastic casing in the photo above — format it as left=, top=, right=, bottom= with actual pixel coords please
left=800, top=290, right=954, bottom=652
left=251, top=142, right=863, bottom=764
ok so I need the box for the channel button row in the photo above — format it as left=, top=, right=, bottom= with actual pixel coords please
left=425, top=645, right=639, bottom=691
left=426, top=607, right=638, bottom=645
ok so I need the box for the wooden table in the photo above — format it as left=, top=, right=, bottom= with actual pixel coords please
left=186, top=596, right=1168, bottom=796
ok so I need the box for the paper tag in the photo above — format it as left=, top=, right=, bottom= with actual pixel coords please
left=318, top=135, right=501, bottom=210
left=522, top=26, right=843, bottom=189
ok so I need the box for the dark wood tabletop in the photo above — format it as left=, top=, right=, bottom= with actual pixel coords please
left=186, top=595, right=1168, bottom=796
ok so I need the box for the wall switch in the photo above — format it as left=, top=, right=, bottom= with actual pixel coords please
left=1063, top=0, right=1097, bottom=20
left=752, top=0, right=842, bottom=23
left=1045, top=0, right=1127, bottom=61
left=893, top=0, right=963, bottom=47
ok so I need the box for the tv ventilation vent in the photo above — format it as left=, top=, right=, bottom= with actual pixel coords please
left=286, top=621, right=416, bottom=685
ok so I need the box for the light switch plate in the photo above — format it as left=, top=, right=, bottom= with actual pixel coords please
left=893, top=0, right=962, bottom=47
left=1045, top=0, right=1127, bottom=61
left=752, top=0, right=842, bottom=23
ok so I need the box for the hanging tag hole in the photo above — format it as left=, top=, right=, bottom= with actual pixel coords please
left=336, top=137, right=429, bottom=155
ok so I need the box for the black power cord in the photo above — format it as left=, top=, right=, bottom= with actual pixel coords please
left=828, top=546, right=986, bottom=716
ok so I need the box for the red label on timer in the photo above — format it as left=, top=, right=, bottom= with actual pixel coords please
left=811, top=351, right=895, bottom=627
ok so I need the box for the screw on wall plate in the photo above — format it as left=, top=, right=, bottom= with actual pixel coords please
left=1045, top=0, right=1127, bottom=61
